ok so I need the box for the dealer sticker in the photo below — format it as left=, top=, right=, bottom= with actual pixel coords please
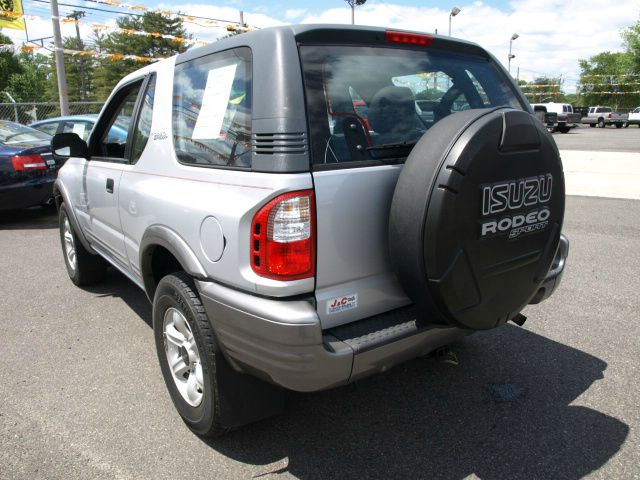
left=327, top=294, right=358, bottom=315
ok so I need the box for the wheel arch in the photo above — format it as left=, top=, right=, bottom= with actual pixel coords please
left=53, top=180, right=96, bottom=254
left=139, top=225, right=208, bottom=301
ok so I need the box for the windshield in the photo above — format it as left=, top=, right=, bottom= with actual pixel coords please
left=0, top=122, right=52, bottom=145
left=300, top=45, right=523, bottom=166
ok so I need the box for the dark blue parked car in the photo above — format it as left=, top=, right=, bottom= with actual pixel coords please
left=0, top=121, right=61, bottom=211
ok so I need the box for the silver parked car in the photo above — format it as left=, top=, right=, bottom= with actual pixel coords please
left=52, top=25, right=569, bottom=436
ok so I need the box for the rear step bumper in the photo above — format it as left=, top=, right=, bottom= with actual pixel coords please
left=195, top=233, right=568, bottom=392
left=528, top=234, right=569, bottom=304
left=196, top=280, right=466, bottom=392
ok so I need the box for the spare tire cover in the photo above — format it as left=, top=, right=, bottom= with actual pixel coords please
left=389, top=108, right=565, bottom=330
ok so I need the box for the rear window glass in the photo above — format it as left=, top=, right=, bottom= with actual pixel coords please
left=172, top=47, right=252, bottom=168
left=300, top=45, right=522, bottom=166
left=0, top=122, right=51, bottom=144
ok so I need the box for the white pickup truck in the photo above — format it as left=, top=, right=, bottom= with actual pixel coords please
left=624, top=106, right=640, bottom=127
left=530, top=102, right=580, bottom=133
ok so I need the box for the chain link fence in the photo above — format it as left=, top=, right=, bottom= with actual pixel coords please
left=0, top=102, right=104, bottom=125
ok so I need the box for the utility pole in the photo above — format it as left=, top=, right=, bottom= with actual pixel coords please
left=67, top=10, right=86, bottom=101
left=239, top=10, right=245, bottom=28
left=344, top=0, right=366, bottom=25
left=50, top=0, right=70, bottom=115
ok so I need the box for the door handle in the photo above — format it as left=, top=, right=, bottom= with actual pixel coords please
left=106, top=178, right=114, bottom=193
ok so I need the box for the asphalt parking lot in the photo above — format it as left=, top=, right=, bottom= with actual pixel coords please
left=1, top=138, right=639, bottom=478
left=552, top=125, right=639, bottom=152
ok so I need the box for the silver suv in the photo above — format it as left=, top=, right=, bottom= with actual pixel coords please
left=52, top=25, right=569, bottom=436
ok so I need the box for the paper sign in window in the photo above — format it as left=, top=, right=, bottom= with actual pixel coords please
left=192, top=64, right=237, bottom=140
left=72, top=123, right=86, bottom=139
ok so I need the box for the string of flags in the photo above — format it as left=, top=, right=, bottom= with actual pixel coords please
left=524, top=90, right=640, bottom=96
left=60, top=17, right=209, bottom=46
left=520, top=84, right=562, bottom=89
left=86, top=0, right=252, bottom=30
left=0, top=43, right=161, bottom=62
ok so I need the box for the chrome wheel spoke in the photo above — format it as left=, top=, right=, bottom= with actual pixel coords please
left=62, top=218, right=77, bottom=271
left=185, top=373, right=202, bottom=403
left=194, top=363, right=204, bottom=390
left=172, top=310, right=190, bottom=338
left=164, top=324, right=185, bottom=349
left=169, top=355, right=189, bottom=378
left=163, top=307, right=204, bottom=407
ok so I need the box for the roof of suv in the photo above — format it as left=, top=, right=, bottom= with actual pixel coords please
left=176, top=24, right=491, bottom=65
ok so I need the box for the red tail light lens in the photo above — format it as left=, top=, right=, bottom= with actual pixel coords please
left=12, top=154, right=47, bottom=171
left=385, top=30, right=434, bottom=46
left=251, top=190, right=315, bottom=281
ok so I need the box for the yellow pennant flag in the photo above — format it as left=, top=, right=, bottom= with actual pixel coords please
left=0, top=0, right=26, bottom=31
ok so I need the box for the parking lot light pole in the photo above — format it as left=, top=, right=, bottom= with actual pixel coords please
left=508, top=33, right=519, bottom=75
left=50, top=0, right=70, bottom=116
left=449, top=6, right=461, bottom=36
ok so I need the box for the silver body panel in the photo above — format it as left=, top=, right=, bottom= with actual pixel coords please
left=313, top=166, right=410, bottom=328
left=57, top=57, right=315, bottom=298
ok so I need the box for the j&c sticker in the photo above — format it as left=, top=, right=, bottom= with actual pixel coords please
left=327, top=294, right=358, bottom=315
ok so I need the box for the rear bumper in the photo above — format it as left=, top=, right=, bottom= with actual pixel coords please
left=0, top=177, right=55, bottom=211
left=196, top=280, right=466, bottom=392
left=529, top=234, right=569, bottom=304
left=196, top=234, right=569, bottom=392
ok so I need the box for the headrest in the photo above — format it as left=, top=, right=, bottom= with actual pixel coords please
left=367, top=86, right=416, bottom=135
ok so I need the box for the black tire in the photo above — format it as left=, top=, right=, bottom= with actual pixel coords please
left=153, top=272, right=228, bottom=437
left=559, top=126, right=570, bottom=133
left=598, top=118, right=605, bottom=128
left=59, top=203, right=106, bottom=286
left=589, top=123, right=596, bottom=128
left=615, top=123, right=622, bottom=129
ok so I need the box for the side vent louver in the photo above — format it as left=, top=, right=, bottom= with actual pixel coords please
left=252, top=132, right=308, bottom=155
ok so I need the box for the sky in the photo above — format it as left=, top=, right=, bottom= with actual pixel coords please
left=7, top=0, right=640, bottom=93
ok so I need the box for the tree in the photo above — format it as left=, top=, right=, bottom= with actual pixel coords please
left=51, top=36, right=96, bottom=101
left=92, top=12, right=191, bottom=99
left=519, top=77, right=571, bottom=104
left=621, top=20, right=640, bottom=73
left=578, top=51, right=636, bottom=109
left=578, top=16, right=640, bottom=109
left=7, top=51, right=52, bottom=102
left=0, top=33, right=22, bottom=96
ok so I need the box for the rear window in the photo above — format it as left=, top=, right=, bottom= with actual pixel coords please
left=0, top=122, right=51, bottom=145
left=172, top=47, right=252, bottom=169
left=300, top=45, right=522, bottom=167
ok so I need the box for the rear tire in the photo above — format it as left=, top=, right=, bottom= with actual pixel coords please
left=598, top=118, right=605, bottom=128
left=153, top=272, right=285, bottom=437
left=615, top=123, right=622, bottom=129
left=153, top=272, right=228, bottom=437
left=589, top=123, right=596, bottom=128
left=59, top=203, right=106, bottom=286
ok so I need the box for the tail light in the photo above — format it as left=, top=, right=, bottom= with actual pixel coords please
left=251, top=190, right=315, bottom=281
left=12, top=154, right=47, bottom=171
left=608, top=113, right=612, bottom=118
left=385, top=30, right=434, bottom=46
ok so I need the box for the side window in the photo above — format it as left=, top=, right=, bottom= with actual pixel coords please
left=62, top=121, right=92, bottom=141
left=94, top=81, right=142, bottom=160
left=36, top=122, right=60, bottom=136
left=173, top=47, right=252, bottom=168
left=131, top=75, right=156, bottom=164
